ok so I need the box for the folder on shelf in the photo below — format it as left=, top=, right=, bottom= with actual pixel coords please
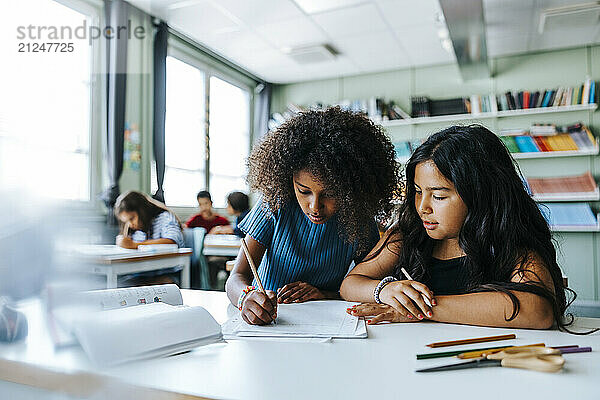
left=538, top=203, right=598, bottom=227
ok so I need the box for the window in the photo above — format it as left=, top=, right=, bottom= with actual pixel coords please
left=162, top=56, right=206, bottom=207
left=0, top=0, right=97, bottom=201
left=209, top=76, right=250, bottom=208
left=159, top=50, right=252, bottom=208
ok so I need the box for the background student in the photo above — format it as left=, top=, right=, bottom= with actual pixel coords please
left=341, top=125, right=574, bottom=330
left=226, top=107, right=401, bottom=325
left=185, top=190, right=229, bottom=232
left=209, top=191, right=250, bottom=238
left=114, top=191, right=185, bottom=285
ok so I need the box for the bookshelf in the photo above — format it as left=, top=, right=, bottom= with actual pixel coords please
left=380, top=103, right=597, bottom=127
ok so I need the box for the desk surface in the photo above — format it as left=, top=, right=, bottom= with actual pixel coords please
left=1, top=290, right=599, bottom=400
left=74, top=245, right=192, bottom=264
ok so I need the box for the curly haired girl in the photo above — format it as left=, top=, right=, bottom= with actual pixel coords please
left=341, top=125, right=578, bottom=331
left=225, top=107, right=401, bottom=325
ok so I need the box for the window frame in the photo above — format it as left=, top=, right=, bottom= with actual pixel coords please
left=48, top=0, right=105, bottom=210
left=164, top=36, right=255, bottom=212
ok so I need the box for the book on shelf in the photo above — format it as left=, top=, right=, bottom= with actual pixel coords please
left=46, top=284, right=222, bottom=365
left=538, top=203, right=598, bottom=228
left=527, top=172, right=598, bottom=200
left=514, top=136, right=540, bottom=152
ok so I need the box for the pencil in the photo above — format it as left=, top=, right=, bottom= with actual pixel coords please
left=457, top=343, right=545, bottom=359
left=416, top=343, right=544, bottom=360
left=426, top=333, right=516, bottom=348
left=123, top=221, right=130, bottom=237
left=240, top=238, right=276, bottom=323
left=400, top=267, right=433, bottom=308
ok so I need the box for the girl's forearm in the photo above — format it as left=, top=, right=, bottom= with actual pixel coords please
left=340, top=275, right=379, bottom=303
left=430, top=291, right=554, bottom=329
left=225, top=272, right=253, bottom=305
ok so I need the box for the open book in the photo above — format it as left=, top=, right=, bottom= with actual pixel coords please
left=222, top=300, right=367, bottom=339
left=48, top=284, right=221, bottom=366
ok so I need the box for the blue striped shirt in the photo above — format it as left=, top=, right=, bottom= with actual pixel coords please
left=131, top=211, right=184, bottom=247
left=239, top=200, right=379, bottom=292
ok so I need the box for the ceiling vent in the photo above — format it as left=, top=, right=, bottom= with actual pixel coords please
left=285, top=44, right=339, bottom=64
left=539, top=2, right=600, bottom=34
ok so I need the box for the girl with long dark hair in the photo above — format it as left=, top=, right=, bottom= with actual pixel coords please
left=114, top=190, right=184, bottom=249
left=341, top=125, right=575, bottom=330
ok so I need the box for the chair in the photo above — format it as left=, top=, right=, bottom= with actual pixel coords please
left=183, top=227, right=211, bottom=290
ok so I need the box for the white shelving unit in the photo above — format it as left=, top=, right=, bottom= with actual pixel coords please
left=380, top=103, right=597, bottom=127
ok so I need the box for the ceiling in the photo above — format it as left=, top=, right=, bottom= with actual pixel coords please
left=127, top=0, right=600, bottom=84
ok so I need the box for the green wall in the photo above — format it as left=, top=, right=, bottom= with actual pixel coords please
left=272, top=45, right=600, bottom=300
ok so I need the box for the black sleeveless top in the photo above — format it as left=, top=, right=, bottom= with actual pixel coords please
left=421, top=256, right=469, bottom=295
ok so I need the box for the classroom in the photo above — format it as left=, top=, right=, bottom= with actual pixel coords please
left=1, top=0, right=600, bottom=399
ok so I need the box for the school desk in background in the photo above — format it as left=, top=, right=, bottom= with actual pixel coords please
left=70, top=244, right=192, bottom=288
left=202, top=234, right=241, bottom=257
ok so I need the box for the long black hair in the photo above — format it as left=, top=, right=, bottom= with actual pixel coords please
left=114, top=191, right=182, bottom=235
left=377, top=125, right=577, bottom=331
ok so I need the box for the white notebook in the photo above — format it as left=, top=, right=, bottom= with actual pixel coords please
left=222, top=300, right=367, bottom=339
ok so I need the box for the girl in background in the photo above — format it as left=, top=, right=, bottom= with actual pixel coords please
left=226, top=107, right=401, bottom=325
left=341, top=125, right=575, bottom=331
left=115, top=190, right=184, bottom=249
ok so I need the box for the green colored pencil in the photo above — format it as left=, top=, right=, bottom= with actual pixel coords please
left=416, top=344, right=515, bottom=360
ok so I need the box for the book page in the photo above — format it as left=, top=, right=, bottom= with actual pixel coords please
left=222, top=300, right=366, bottom=339
left=47, top=284, right=183, bottom=347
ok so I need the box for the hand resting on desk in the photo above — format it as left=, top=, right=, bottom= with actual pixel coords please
left=277, top=281, right=326, bottom=303
left=347, top=303, right=420, bottom=325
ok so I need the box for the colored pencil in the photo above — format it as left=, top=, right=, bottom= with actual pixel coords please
left=426, top=333, right=516, bottom=348
left=417, top=343, right=542, bottom=360
left=417, top=344, right=517, bottom=360
left=457, top=343, right=545, bottom=359
left=560, top=346, right=591, bottom=354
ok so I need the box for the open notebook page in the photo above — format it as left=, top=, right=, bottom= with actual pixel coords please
left=222, top=300, right=366, bottom=339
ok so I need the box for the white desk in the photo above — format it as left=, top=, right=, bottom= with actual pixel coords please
left=203, top=234, right=241, bottom=257
left=75, top=246, right=192, bottom=289
left=0, top=290, right=599, bottom=400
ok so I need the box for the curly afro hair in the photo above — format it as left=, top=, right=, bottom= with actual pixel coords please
left=247, top=106, right=402, bottom=253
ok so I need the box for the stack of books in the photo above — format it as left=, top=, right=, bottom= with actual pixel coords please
left=498, top=124, right=596, bottom=154
left=526, top=172, right=599, bottom=201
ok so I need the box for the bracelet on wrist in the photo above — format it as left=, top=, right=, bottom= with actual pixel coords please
left=373, top=276, right=397, bottom=304
left=237, top=285, right=257, bottom=311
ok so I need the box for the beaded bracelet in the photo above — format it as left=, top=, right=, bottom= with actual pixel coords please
left=373, top=276, right=397, bottom=304
left=237, top=285, right=257, bottom=311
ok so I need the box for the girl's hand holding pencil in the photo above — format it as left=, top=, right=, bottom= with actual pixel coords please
left=240, top=290, right=278, bottom=325
left=378, top=279, right=435, bottom=320
left=239, top=238, right=278, bottom=325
